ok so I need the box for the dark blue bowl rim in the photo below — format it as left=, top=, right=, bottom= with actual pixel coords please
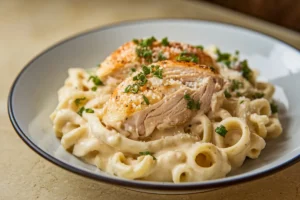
left=7, top=18, right=300, bottom=191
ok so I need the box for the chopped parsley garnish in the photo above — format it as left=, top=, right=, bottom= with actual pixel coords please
left=77, top=107, right=94, bottom=116
left=124, top=83, right=141, bottom=94
left=224, top=89, right=232, bottom=98
left=131, top=68, right=136, bottom=72
left=184, top=94, right=201, bottom=110
left=132, top=38, right=139, bottom=44
left=133, top=72, right=148, bottom=86
left=223, top=60, right=231, bottom=67
left=161, top=37, right=169, bottom=46
left=232, top=57, right=238, bottom=62
left=215, top=125, right=228, bottom=137
left=216, top=49, right=231, bottom=61
left=184, top=94, right=191, bottom=100
left=196, top=45, right=204, bottom=50
left=91, top=86, right=97, bottom=91
left=216, top=48, right=231, bottom=63
left=176, top=52, right=199, bottom=63
left=142, top=65, right=151, bottom=75
left=232, top=50, right=240, bottom=62
left=230, top=79, right=243, bottom=91
left=142, top=95, right=150, bottom=105
left=131, top=84, right=139, bottom=93
left=134, top=37, right=158, bottom=62
left=152, top=68, right=163, bottom=79
left=88, top=76, right=103, bottom=86
left=150, top=65, right=159, bottom=72
left=240, top=100, right=244, bottom=104
left=252, top=92, right=264, bottom=99
left=124, top=85, right=132, bottom=93
left=125, top=64, right=163, bottom=94
left=77, top=107, right=85, bottom=116
left=85, top=108, right=94, bottom=113
left=74, top=97, right=86, bottom=106
left=139, top=36, right=156, bottom=47
left=139, top=151, right=156, bottom=160
left=158, top=52, right=166, bottom=61
left=236, top=92, right=242, bottom=97
left=270, top=102, right=278, bottom=114
left=240, top=60, right=252, bottom=81
left=136, top=47, right=153, bottom=62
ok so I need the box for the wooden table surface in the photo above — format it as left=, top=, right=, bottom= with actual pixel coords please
left=1, top=0, right=300, bottom=199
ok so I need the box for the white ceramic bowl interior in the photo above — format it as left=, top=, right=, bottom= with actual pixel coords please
left=8, top=19, right=300, bottom=193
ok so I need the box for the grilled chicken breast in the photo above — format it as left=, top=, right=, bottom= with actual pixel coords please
left=102, top=60, right=224, bottom=140
left=97, top=37, right=218, bottom=85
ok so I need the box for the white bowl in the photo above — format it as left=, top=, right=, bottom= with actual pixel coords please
left=8, top=19, right=300, bottom=194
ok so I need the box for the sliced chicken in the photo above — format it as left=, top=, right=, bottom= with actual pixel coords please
left=97, top=37, right=218, bottom=86
left=101, top=60, right=224, bottom=140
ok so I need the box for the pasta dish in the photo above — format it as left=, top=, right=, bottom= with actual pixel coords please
left=50, top=37, right=282, bottom=183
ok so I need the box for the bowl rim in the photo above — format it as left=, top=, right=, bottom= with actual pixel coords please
left=7, top=18, right=300, bottom=191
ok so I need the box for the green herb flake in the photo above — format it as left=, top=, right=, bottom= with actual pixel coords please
left=142, top=65, right=151, bottom=75
left=176, top=52, right=199, bottom=63
left=138, top=78, right=148, bottom=86
left=140, top=36, right=156, bottom=47
left=224, top=60, right=231, bottom=68
left=124, top=85, right=131, bottom=93
left=91, top=86, right=97, bottom=91
left=158, top=52, right=166, bottom=61
left=224, top=89, right=232, bottom=98
left=230, top=79, right=243, bottom=91
left=215, top=125, right=228, bottom=137
left=124, top=84, right=140, bottom=94
left=216, top=48, right=232, bottom=68
left=184, top=94, right=201, bottom=110
left=161, top=37, right=169, bottom=46
left=216, top=49, right=231, bottom=61
left=133, top=72, right=148, bottom=86
left=74, top=97, right=86, bottom=106
left=85, top=108, right=94, bottom=113
left=131, top=84, right=139, bottom=94
left=240, top=60, right=253, bottom=81
left=132, top=38, right=139, bottom=44
left=131, top=68, right=136, bottom=72
left=150, top=65, right=159, bottom=72
left=187, top=101, right=194, bottom=110
left=77, top=107, right=85, bottom=116
left=196, top=45, right=204, bottom=50
left=136, top=47, right=153, bottom=62
left=184, top=94, right=191, bottom=100
left=240, top=100, right=244, bottom=104
left=139, top=151, right=156, bottom=160
left=142, top=95, right=150, bottom=105
left=236, top=92, right=242, bottom=97
left=270, top=102, right=278, bottom=114
left=253, top=92, right=264, bottom=99
left=134, top=37, right=158, bottom=62
left=88, top=76, right=104, bottom=86
left=153, top=68, right=163, bottom=79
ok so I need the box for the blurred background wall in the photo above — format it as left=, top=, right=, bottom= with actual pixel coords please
left=201, top=0, right=300, bottom=32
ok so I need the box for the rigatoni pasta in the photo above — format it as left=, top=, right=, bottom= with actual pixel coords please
left=50, top=37, right=282, bottom=183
